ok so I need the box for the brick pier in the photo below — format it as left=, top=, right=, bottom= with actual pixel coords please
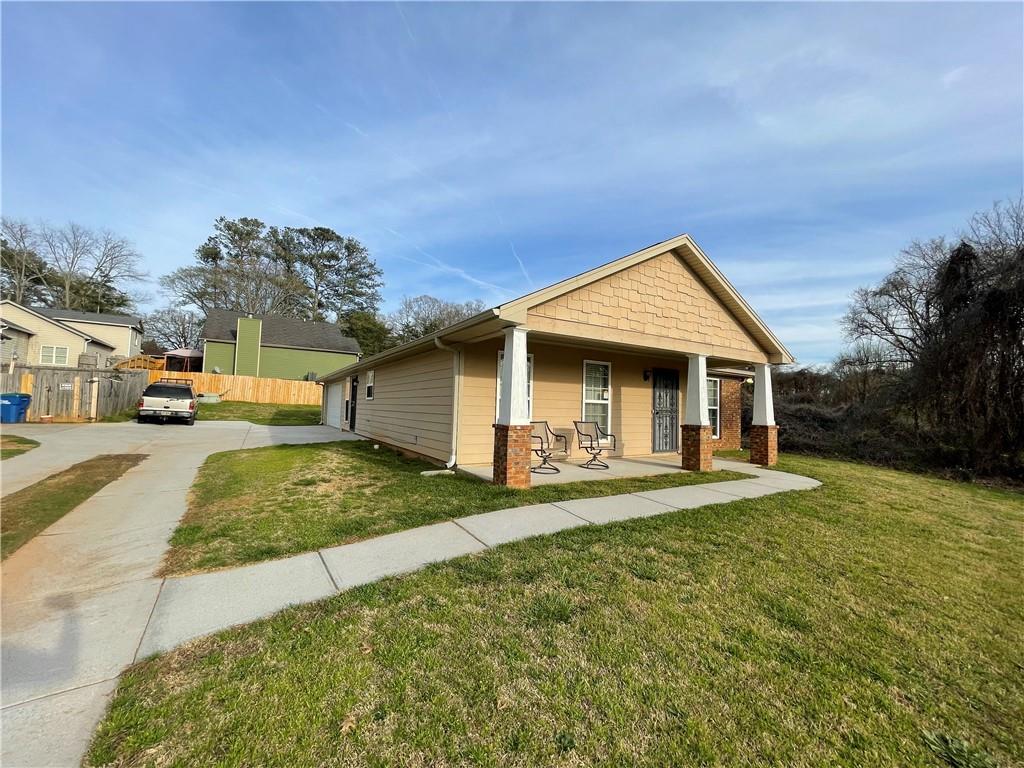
left=492, top=423, right=532, bottom=488
left=680, top=424, right=713, bottom=472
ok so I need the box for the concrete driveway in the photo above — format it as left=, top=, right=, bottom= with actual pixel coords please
left=0, top=420, right=357, bottom=767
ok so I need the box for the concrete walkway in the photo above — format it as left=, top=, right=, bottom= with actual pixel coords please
left=0, top=426, right=820, bottom=768
left=134, top=459, right=820, bottom=657
left=1, top=421, right=356, bottom=768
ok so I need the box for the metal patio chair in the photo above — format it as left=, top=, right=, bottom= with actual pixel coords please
left=530, top=421, right=567, bottom=474
left=574, top=420, right=617, bottom=470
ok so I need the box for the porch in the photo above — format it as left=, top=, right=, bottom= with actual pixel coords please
left=460, top=452, right=689, bottom=486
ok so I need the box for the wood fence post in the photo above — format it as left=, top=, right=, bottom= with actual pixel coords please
left=89, top=378, right=100, bottom=421
left=72, top=375, right=83, bottom=421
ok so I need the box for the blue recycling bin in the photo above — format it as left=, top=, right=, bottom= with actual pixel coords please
left=0, top=393, right=31, bottom=423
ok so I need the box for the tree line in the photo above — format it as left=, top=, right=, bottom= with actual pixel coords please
left=1, top=219, right=144, bottom=312
left=1, top=214, right=488, bottom=357
left=763, top=198, right=1023, bottom=480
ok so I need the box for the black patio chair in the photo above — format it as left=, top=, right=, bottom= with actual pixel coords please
left=574, top=420, right=617, bottom=470
left=531, top=421, right=567, bottom=474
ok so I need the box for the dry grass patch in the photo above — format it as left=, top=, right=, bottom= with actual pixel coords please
left=161, top=440, right=751, bottom=575
left=1, top=434, right=39, bottom=460
left=1, top=454, right=145, bottom=559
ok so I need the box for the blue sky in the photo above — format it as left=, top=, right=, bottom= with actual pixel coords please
left=3, top=2, right=1021, bottom=364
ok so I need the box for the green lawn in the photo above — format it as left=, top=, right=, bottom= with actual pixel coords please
left=195, top=400, right=322, bottom=426
left=163, top=441, right=750, bottom=575
left=0, top=434, right=39, bottom=460
left=89, top=455, right=1023, bottom=767
left=1, top=454, right=145, bottom=559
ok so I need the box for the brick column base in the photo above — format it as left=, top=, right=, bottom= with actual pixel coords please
left=680, top=424, right=713, bottom=472
left=493, top=423, right=532, bottom=488
left=750, top=424, right=778, bottom=466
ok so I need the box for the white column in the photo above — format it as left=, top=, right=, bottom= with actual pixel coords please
left=683, top=354, right=709, bottom=425
left=752, top=363, right=775, bottom=426
left=496, top=326, right=530, bottom=426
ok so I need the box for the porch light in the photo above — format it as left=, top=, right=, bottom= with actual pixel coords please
left=642, top=369, right=651, bottom=381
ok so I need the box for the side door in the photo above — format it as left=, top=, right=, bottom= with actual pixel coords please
left=348, top=375, right=358, bottom=430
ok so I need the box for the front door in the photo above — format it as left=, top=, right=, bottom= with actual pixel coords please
left=652, top=368, right=679, bottom=453
left=349, top=376, right=358, bottom=430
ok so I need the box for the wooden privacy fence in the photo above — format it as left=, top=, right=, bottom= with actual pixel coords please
left=149, top=371, right=323, bottom=405
left=0, top=366, right=150, bottom=422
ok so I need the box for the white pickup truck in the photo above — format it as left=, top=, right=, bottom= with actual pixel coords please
left=137, top=381, right=197, bottom=425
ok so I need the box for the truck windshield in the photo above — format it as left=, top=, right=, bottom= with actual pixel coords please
left=144, top=385, right=192, bottom=398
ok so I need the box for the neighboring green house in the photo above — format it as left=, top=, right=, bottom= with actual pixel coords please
left=200, top=310, right=361, bottom=380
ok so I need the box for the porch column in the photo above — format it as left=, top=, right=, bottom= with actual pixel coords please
left=750, top=363, right=778, bottom=466
left=493, top=326, right=531, bottom=488
left=681, top=354, right=712, bottom=472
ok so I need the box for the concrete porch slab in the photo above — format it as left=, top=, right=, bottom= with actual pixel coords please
left=137, top=552, right=337, bottom=657
left=319, top=522, right=485, bottom=591
left=551, top=494, right=675, bottom=524
left=456, top=503, right=588, bottom=546
left=459, top=454, right=689, bottom=486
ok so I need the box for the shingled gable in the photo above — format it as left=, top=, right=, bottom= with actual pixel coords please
left=201, top=309, right=361, bottom=354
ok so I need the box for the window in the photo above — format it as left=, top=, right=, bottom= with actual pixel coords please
left=496, top=351, right=534, bottom=419
left=40, top=345, right=69, bottom=366
left=582, top=361, right=611, bottom=434
left=707, top=377, right=721, bottom=439
left=365, top=370, right=375, bottom=400
left=344, top=379, right=350, bottom=421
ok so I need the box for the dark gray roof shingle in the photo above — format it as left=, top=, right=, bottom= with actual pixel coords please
left=36, top=307, right=143, bottom=328
left=200, top=310, right=361, bottom=354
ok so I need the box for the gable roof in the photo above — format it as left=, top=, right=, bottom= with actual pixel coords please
left=319, top=233, right=793, bottom=382
left=0, top=301, right=117, bottom=349
left=0, top=318, right=35, bottom=335
left=36, top=307, right=143, bottom=329
left=201, top=309, right=361, bottom=355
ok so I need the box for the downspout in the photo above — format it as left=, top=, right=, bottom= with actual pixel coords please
left=434, top=337, right=460, bottom=468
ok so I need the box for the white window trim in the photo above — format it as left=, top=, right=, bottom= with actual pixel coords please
left=40, top=345, right=69, bottom=366
left=365, top=370, right=375, bottom=400
left=495, top=351, right=534, bottom=421
left=582, top=359, right=612, bottom=438
left=707, top=377, right=721, bottom=439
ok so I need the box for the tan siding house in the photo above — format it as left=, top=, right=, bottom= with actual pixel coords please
left=320, top=234, right=792, bottom=486
left=36, top=309, right=143, bottom=359
left=0, top=302, right=116, bottom=367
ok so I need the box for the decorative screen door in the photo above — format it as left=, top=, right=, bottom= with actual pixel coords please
left=652, top=368, right=679, bottom=452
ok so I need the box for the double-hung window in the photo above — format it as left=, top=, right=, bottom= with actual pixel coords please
left=495, top=351, right=534, bottom=419
left=706, top=377, right=721, bottom=439
left=365, top=370, right=375, bottom=400
left=582, top=361, right=611, bottom=434
left=41, top=345, right=69, bottom=366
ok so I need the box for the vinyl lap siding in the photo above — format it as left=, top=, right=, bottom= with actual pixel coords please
left=354, top=349, right=455, bottom=463
left=457, top=339, right=692, bottom=465
left=1, top=329, right=30, bottom=364
left=258, top=347, right=357, bottom=380
left=234, top=317, right=262, bottom=376
left=56, top=320, right=133, bottom=358
left=0, top=304, right=89, bottom=366
left=203, top=341, right=236, bottom=374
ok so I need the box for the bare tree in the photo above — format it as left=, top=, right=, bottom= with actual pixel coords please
left=144, top=306, right=203, bottom=350
left=0, top=218, right=48, bottom=304
left=387, top=295, right=487, bottom=343
left=37, top=222, right=98, bottom=308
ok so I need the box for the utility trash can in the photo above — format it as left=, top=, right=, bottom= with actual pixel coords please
left=0, top=393, right=31, bottom=423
